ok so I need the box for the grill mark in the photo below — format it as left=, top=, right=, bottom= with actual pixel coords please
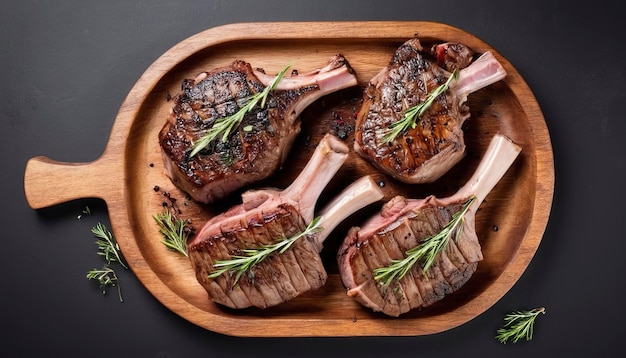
left=401, top=207, right=447, bottom=306
left=247, top=217, right=298, bottom=303
left=372, top=231, right=409, bottom=311
left=188, top=249, right=237, bottom=308
left=197, top=235, right=255, bottom=308
left=290, top=238, right=327, bottom=291
left=354, top=37, right=468, bottom=181
left=218, top=229, right=268, bottom=308
left=358, top=239, right=401, bottom=317
left=232, top=220, right=287, bottom=308
left=274, top=208, right=327, bottom=291
left=263, top=215, right=312, bottom=295
left=158, top=60, right=317, bottom=203
left=345, top=251, right=387, bottom=311
left=376, top=228, right=424, bottom=312
left=442, top=235, right=475, bottom=290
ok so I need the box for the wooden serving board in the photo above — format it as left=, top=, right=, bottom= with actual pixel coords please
left=23, top=21, right=554, bottom=337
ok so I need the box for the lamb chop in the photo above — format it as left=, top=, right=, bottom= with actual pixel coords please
left=354, top=37, right=507, bottom=184
left=159, top=55, right=357, bottom=204
left=187, top=134, right=384, bottom=309
left=338, top=134, right=521, bottom=317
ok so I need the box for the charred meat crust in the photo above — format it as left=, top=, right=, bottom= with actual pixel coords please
left=159, top=61, right=314, bottom=203
left=159, top=56, right=357, bottom=204
left=354, top=38, right=469, bottom=182
left=338, top=134, right=521, bottom=317
left=187, top=204, right=328, bottom=309
left=186, top=134, right=355, bottom=310
left=337, top=198, right=480, bottom=316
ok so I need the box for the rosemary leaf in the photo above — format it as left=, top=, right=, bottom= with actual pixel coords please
left=92, top=222, right=128, bottom=269
left=373, top=196, right=475, bottom=286
left=208, top=216, right=323, bottom=285
left=190, top=64, right=292, bottom=157
left=382, top=69, right=459, bottom=143
left=495, top=307, right=546, bottom=344
left=153, top=210, right=189, bottom=257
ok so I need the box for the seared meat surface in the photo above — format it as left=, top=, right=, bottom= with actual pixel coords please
left=187, top=135, right=383, bottom=309
left=354, top=38, right=506, bottom=183
left=339, top=134, right=521, bottom=316
left=159, top=56, right=357, bottom=203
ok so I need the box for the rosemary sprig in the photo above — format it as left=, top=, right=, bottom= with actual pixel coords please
left=373, top=196, right=475, bottom=286
left=495, top=307, right=546, bottom=344
left=92, top=222, right=127, bottom=269
left=208, top=216, right=323, bottom=284
left=86, top=222, right=128, bottom=302
left=153, top=210, right=189, bottom=257
left=382, top=69, right=459, bottom=143
left=190, top=64, right=292, bottom=157
left=86, top=265, right=123, bottom=302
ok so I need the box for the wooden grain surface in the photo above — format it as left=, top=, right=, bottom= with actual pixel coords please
left=23, top=21, right=554, bottom=337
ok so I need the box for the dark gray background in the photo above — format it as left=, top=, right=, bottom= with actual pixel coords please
left=2, top=1, right=623, bottom=356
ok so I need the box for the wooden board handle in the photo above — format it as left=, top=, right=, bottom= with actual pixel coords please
left=24, top=155, right=118, bottom=209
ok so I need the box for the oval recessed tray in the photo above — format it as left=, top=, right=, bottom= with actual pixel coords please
left=24, top=21, right=554, bottom=337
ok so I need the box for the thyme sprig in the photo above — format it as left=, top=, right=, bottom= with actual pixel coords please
left=154, top=210, right=189, bottom=257
left=209, top=216, right=323, bottom=284
left=190, top=64, right=292, bottom=157
left=382, top=69, right=459, bottom=143
left=86, top=223, right=127, bottom=302
left=495, top=307, right=546, bottom=344
left=373, top=196, right=475, bottom=286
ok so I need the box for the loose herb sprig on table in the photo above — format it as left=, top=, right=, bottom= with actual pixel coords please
left=382, top=69, right=459, bottom=143
left=154, top=210, right=189, bottom=257
left=209, top=216, right=323, bottom=285
left=92, top=222, right=128, bottom=269
left=495, top=307, right=546, bottom=344
left=190, top=64, right=292, bottom=157
left=373, top=196, right=475, bottom=286
left=86, top=222, right=128, bottom=302
left=86, top=266, right=122, bottom=302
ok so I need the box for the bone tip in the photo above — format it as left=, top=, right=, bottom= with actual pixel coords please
left=321, top=133, right=350, bottom=155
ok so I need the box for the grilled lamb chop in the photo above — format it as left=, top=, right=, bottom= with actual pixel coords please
left=354, top=38, right=506, bottom=184
left=188, top=134, right=384, bottom=309
left=159, top=55, right=357, bottom=204
left=338, top=134, right=521, bottom=316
